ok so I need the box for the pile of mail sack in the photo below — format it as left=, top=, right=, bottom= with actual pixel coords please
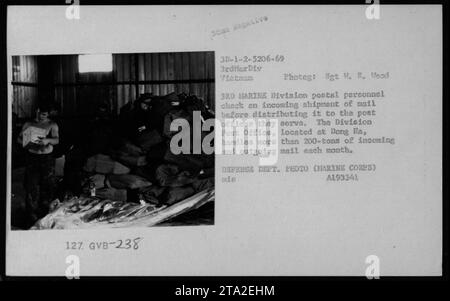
left=40, top=92, right=215, bottom=227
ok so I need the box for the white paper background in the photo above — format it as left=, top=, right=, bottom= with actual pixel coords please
left=6, top=5, right=442, bottom=276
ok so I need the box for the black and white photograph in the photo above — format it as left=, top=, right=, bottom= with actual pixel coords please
left=1, top=3, right=444, bottom=281
left=10, top=51, right=215, bottom=230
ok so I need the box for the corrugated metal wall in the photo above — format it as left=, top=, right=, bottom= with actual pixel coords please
left=11, top=56, right=39, bottom=118
left=114, top=52, right=215, bottom=114
left=53, top=55, right=78, bottom=116
left=11, top=52, right=215, bottom=118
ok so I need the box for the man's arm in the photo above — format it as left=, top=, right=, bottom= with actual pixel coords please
left=16, top=122, right=29, bottom=145
left=41, top=123, right=59, bottom=145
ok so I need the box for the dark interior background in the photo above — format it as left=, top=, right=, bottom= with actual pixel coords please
left=11, top=51, right=215, bottom=119
left=11, top=51, right=215, bottom=169
left=10, top=52, right=216, bottom=229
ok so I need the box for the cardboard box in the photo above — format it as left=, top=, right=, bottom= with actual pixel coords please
left=89, top=174, right=106, bottom=189
left=117, top=154, right=148, bottom=167
left=84, top=154, right=130, bottom=175
left=22, top=126, right=47, bottom=149
left=107, top=174, right=152, bottom=189
left=96, top=187, right=127, bottom=202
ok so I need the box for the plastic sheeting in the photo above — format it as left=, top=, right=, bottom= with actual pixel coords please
left=31, top=188, right=214, bottom=229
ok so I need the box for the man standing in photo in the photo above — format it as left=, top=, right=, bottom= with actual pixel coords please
left=17, top=103, right=60, bottom=224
